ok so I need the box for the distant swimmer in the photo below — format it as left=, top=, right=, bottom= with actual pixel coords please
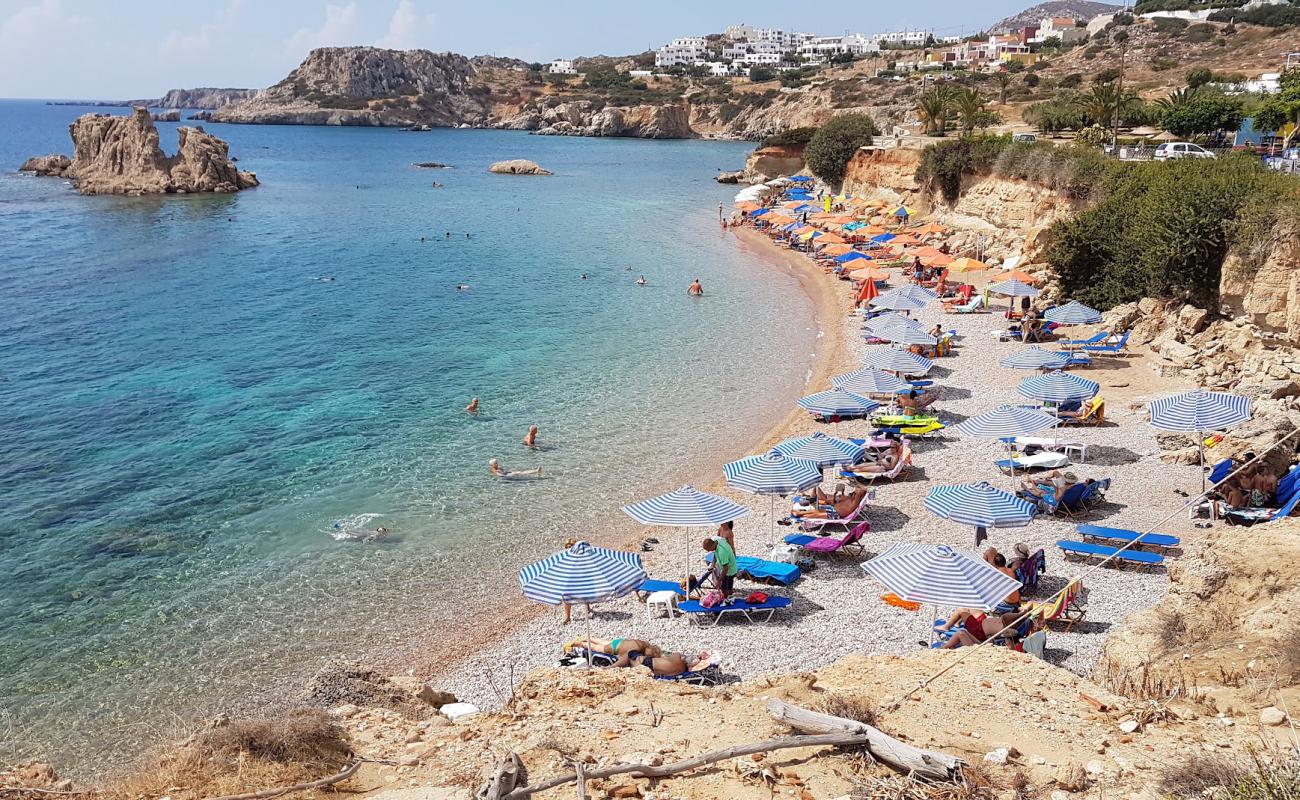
left=636, top=276, right=647, bottom=286
left=490, top=458, right=542, bottom=478
left=446, top=231, right=452, bottom=239
left=523, top=424, right=538, bottom=449
left=432, top=182, right=443, bottom=188
left=466, top=233, right=471, bottom=239
left=421, top=236, right=426, bottom=242
left=466, top=397, right=480, bottom=415
left=456, top=284, right=471, bottom=291
left=580, top=273, right=588, bottom=280
left=688, top=279, right=704, bottom=297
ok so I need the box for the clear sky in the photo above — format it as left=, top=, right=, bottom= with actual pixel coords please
left=0, top=0, right=1034, bottom=99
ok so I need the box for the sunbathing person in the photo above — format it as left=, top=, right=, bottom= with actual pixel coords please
left=845, top=442, right=903, bottom=475
left=1019, top=470, right=1075, bottom=500
left=982, top=548, right=1021, bottom=612
left=1006, top=542, right=1032, bottom=574
left=899, top=388, right=937, bottom=413
left=566, top=637, right=661, bottom=659
left=933, top=610, right=1024, bottom=650
left=613, top=648, right=710, bottom=677
left=797, top=487, right=867, bottom=518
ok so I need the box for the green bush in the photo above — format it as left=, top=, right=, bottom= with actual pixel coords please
left=1153, top=16, right=1190, bottom=33
left=804, top=113, right=880, bottom=185
left=1209, top=4, right=1300, bottom=26
left=761, top=126, right=818, bottom=148
left=1157, top=93, right=1243, bottom=137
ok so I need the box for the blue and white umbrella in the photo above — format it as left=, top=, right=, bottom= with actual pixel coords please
left=797, top=390, right=880, bottom=419
left=896, top=284, right=939, bottom=302
left=1000, top=346, right=1072, bottom=371
left=1150, top=390, right=1252, bottom=491
left=725, top=450, right=825, bottom=540
left=862, top=543, right=1024, bottom=610
left=833, top=368, right=909, bottom=395
left=1045, top=300, right=1101, bottom=326
left=870, top=289, right=927, bottom=312
left=1018, top=370, right=1100, bottom=404
left=861, top=348, right=934, bottom=376
left=866, top=315, right=936, bottom=346
left=519, top=540, right=647, bottom=664
left=952, top=405, right=1060, bottom=440
left=989, top=279, right=1040, bottom=298
left=772, top=432, right=866, bottom=467
left=622, top=485, right=749, bottom=527
left=925, top=482, right=1038, bottom=540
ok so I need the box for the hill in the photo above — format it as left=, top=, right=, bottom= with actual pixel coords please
left=990, top=0, right=1123, bottom=32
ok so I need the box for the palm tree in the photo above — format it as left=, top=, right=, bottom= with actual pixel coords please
left=1155, top=86, right=1199, bottom=110
left=952, top=88, right=988, bottom=132
left=1075, top=84, right=1141, bottom=128
left=917, top=87, right=953, bottom=136
left=994, top=71, right=1012, bottom=105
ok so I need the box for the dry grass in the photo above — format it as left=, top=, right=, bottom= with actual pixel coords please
left=1156, top=608, right=1190, bottom=653
left=1095, top=659, right=1198, bottom=701
left=844, top=766, right=997, bottom=800
left=1159, top=749, right=1300, bottom=800
left=820, top=694, right=879, bottom=728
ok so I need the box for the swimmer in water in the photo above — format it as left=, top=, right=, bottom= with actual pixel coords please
left=636, top=276, right=647, bottom=286
left=523, top=424, right=538, bottom=449
left=580, top=273, right=588, bottom=280
left=456, top=284, right=471, bottom=291
left=687, top=279, right=704, bottom=297
left=490, top=458, right=542, bottom=478
left=466, top=397, right=480, bottom=415
left=446, top=232, right=451, bottom=239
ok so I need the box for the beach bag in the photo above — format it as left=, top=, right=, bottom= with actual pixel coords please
left=769, top=543, right=801, bottom=563
left=701, top=589, right=725, bottom=608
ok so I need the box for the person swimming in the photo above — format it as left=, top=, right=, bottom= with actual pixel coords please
left=687, top=279, right=704, bottom=297
left=636, top=276, right=647, bottom=286
left=580, top=273, right=588, bottom=280
left=490, top=458, right=542, bottom=478
left=465, top=397, right=479, bottom=415
left=523, top=424, right=538, bottom=449
left=456, top=284, right=471, bottom=291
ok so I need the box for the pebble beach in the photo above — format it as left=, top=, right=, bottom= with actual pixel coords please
left=431, top=205, right=1208, bottom=711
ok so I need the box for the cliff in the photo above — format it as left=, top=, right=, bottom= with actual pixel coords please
left=1220, top=219, right=1300, bottom=342
left=157, top=87, right=257, bottom=109
left=497, top=99, right=692, bottom=138
left=210, top=47, right=489, bottom=127
left=20, top=107, right=258, bottom=195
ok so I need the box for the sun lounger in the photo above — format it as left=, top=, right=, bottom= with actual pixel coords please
left=1056, top=540, right=1164, bottom=569
left=1031, top=578, right=1086, bottom=631
left=678, top=595, right=792, bottom=625
left=1015, top=548, right=1046, bottom=594
left=1060, top=351, right=1092, bottom=368
left=1062, top=331, right=1108, bottom=347
left=1059, top=397, right=1105, bottom=427
left=944, top=295, right=984, bottom=314
left=995, top=451, right=1070, bottom=472
left=1007, top=436, right=1088, bottom=462
left=783, top=519, right=869, bottom=556
left=1076, top=524, right=1179, bottom=549
left=1208, top=458, right=1234, bottom=485
left=703, top=555, right=803, bottom=586
left=560, top=647, right=723, bottom=685
left=791, top=491, right=873, bottom=534
left=1081, top=331, right=1130, bottom=355
left=841, top=446, right=913, bottom=484
left=636, top=579, right=688, bottom=600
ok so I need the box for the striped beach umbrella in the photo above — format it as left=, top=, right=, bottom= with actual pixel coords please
left=622, top=485, right=749, bottom=527
left=772, top=432, right=866, bottom=467
left=989, top=279, right=1040, bottom=298
left=925, top=482, right=1037, bottom=546
left=725, top=450, right=825, bottom=540
left=861, top=348, right=933, bottom=376
left=833, top=367, right=909, bottom=395
left=869, top=289, right=927, bottom=312
left=999, top=346, right=1072, bottom=371
left=519, top=540, right=647, bottom=665
left=897, top=284, right=939, bottom=301
left=862, top=543, right=1024, bottom=610
left=952, top=405, right=1060, bottom=439
left=1045, top=300, right=1102, bottom=326
left=866, top=317, right=937, bottom=347
left=797, top=390, right=880, bottom=419
left=1150, top=390, right=1252, bottom=491
left=1018, top=370, right=1100, bottom=404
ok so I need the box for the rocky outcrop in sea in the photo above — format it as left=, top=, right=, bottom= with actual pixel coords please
left=20, top=107, right=258, bottom=195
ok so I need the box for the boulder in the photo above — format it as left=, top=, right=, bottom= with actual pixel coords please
left=1260, top=706, right=1287, bottom=726
left=151, top=109, right=181, bottom=122
left=488, top=159, right=552, bottom=176
left=715, top=170, right=743, bottom=184
left=1056, top=761, right=1089, bottom=792
left=744, top=144, right=806, bottom=182
left=1176, top=305, right=1210, bottom=336
left=18, top=154, right=71, bottom=176
left=417, top=684, right=457, bottom=708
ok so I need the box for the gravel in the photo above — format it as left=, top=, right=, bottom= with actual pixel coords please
left=434, top=264, right=1197, bottom=711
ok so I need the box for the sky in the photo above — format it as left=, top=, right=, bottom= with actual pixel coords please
left=0, top=0, right=1034, bottom=99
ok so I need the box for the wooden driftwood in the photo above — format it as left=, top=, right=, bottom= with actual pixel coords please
left=207, top=758, right=362, bottom=800
left=481, top=701, right=964, bottom=798
left=765, top=699, right=963, bottom=782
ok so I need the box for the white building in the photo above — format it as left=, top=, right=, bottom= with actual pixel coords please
left=724, top=24, right=812, bottom=49
left=798, top=33, right=879, bottom=59
left=722, top=39, right=784, bottom=60
left=1034, top=16, right=1087, bottom=44
left=547, top=58, right=576, bottom=75
left=1244, top=72, right=1282, bottom=93
left=655, top=37, right=709, bottom=68
left=735, top=52, right=783, bottom=66
left=878, top=30, right=929, bottom=47
left=701, top=61, right=733, bottom=77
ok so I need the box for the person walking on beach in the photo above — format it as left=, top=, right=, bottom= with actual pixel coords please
left=465, top=397, right=480, bottom=416
left=688, top=279, right=704, bottom=297
left=523, top=424, right=538, bottom=449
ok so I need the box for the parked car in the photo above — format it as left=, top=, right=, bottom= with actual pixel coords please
left=1012, top=133, right=1038, bottom=143
left=1154, top=142, right=1216, bottom=160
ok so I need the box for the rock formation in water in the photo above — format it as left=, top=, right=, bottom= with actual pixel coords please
left=19, top=107, right=258, bottom=195
left=151, top=109, right=181, bottom=122
left=497, top=99, right=693, bottom=139
left=155, top=87, right=257, bottom=109
left=210, top=47, right=490, bottom=127
left=488, top=159, right=552, bottom=176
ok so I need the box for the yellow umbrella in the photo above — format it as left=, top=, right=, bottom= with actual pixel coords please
left=948, top=257, right=989, bottom=273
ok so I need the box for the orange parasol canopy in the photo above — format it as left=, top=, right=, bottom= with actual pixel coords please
left=915, top=223, right=947, bottom=235
left=737, top=202, right=760, bottom=212
left=816, top=233, right=847, bottom=245
left=948, top=257, right=989, bottom=273
left=921, top=253, right=954, bottom=267
left=993, top=269, right=1038, bottom=284
left=850, top=266, right=888, bottom=282
left=910, top=246, right=945, bottom=258
left=792, top=225, right=816, bottom=235
left=821, top=244, right=853, bottom=256
left=856, top=277, right=880, bottom=305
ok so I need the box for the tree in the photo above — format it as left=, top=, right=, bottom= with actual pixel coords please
left=1156, top=87, right=1200, bottom=110
left=1024, top=74, right=1040, bottom=88
left=749, top=66, right=776, bottom=82
left=994, top=71, right=1012, bottom=104
left=952, top=88, right=995, bottom=132
left=1158, top=94, right=1243, bottom=139
left=1186, top=67, right=1213, bottom=89
left=1253, top=68, right=1300, bottom=147
left=804, top=114, right=881, bottom=185
left=916, top=86, right=953, bottom=136
left=1075, top=83, right=1140, bottom=127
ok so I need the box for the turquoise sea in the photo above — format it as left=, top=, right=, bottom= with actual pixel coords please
left=0, top=101, right=817, bottom=771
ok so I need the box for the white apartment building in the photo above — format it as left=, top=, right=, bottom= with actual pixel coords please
left=798, top=33, right=879, bottom=59
left=1034, top=16, right=1088, bottom=44
left=547, top=58, right=576, bottom=74
left=735, top=52, right=783, bottom=66
left=724, top=24, right=811, bottom=50
left=655, top=36, right=709, bottom=68
left=722, top=39, right=784, bottom=60
left=877, top=30, right=929, bottom=47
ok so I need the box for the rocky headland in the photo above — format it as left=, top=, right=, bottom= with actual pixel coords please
left=497, top=99, right=693, bottom=139
left=20, top=106, right=258, bottom=195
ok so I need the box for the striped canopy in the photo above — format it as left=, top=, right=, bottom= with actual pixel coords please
left=724, top=450, right=823, bottom=495
left=862, top=543, right=1024, bottom=610
left=999, top=346, right=1071, bottom=371
left=622, top=484, right=750, bottom=527
left=518, top=541, right=647, bottom=606
left=797, top=389, right=880, bottom=417
left=869, top=290, right=927, bottom=312
left=866, top=315, right=936, bottom=346
left=951, top=404, right=1060, bottom=439
left=772, top=432, right=866, bottom=467
left=988, top=279, right=1040, bottom=298
left=896, top=284, right=939, bottom=301
left=861, top=348, right=934, bottom=375
left=1149, top=390, right=1252, bottom=433
left=925, top=482, right=1038, bottom=528
left=1018, top=370, right=1101, bottom=404
left=1045, top=300, right=1101, bottom=325
left=833, top=367, right=909, bottom=395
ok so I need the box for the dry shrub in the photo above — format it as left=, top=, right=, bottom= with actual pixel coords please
left=844, top=768, right=996, bottom=800
left=1159, top=749, right=1300, bottom=800
left=1157, top=608, right=1189, bottom=652
left=1006, top=770, right=1032, bottom=800
left=1277, top=627, right=1300, bottom=684
left=192, top=709, right=350, bottom=767
left=820, top=694, right=878, bottom=728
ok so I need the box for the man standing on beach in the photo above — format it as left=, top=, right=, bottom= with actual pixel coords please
left=702, top=536, right=737, bottom=597
left=718, top=201, right=724, bottom=220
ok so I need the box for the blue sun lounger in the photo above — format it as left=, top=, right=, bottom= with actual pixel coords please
left=1056, top=540, right=1164, bottom=569
left=703, top=555, right=802, bottom=586
left=1081, top=331, right=1130, bottom=355
left=637, top=579, right=687, bottom=597
left=678, top=595, right=792, bottom=625
left=1076, top=524, right=1179, bottom=549
left=1062, top=331, right=1108, bottom=347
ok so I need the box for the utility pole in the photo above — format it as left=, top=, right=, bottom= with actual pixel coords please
left=1112, top=35, right=1127, bottom=152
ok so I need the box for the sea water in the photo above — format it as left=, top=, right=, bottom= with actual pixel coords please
left=0, top=101, right=815, bottom=771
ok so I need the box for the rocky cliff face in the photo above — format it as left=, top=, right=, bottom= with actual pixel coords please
left=20, top=107, right=258, bottom=195
left=1219, top=220, right=1300, bottom=341
left=211, top=47, right=489, bottom=127
left=156, top=87, right=257, bottom=109
left=497, top=99, right=692, bottom=139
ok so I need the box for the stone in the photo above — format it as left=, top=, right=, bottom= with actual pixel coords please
left=488, top=159, right=552, bottom=176
left=1086, top=760, right=1105, bottom=776
left=1030, top=754, right=1048, bottom=765
left=330, top=703, right=360, bottom=718
left=1177, top=305, right=1210, bottom=335
left=1119, top=719, right=1140, bottom=734
left=1051, top=793, right=1069, bottom=800
left=1260, top=706, right=1287, bottom=726
left=984, top=747, right=1011, bottom=765
left=396, top=754, right=420, bottom=767
left=18, top=154, right=71, bottom=176
left=417, top=685, right=457, bottom=707
left=1056, top=762, right=1089, bottom=791
left=715, top=170, right=744, bottom=184
left=439, top=702, right=479, bottom=721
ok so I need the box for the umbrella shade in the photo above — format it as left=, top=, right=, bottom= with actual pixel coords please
left=992, top=269, right=1037, bottom=284
left=921, top=253, right=955, bottom=267
left=866, top=312, right=928, bottom=332
left=849, top=266, right=888, bottom=282
left=772, top=432, right=866, bottom=466
left=833, top=367, right=910, bottom=395
left=519, top=541, right=647, bottom=606
left=989, top=279, right=1040, bottom=298
left=893, top=206, right=915, bottom=217
left=872, top=233, right=897, bottom=243
left=822, top=244, right=854, bottom=256
left=797, top=390, right=880, bottom=418
left=896, top=284, right=938, bottom=301
left=1045, top=300, right=1102, bottom=325
left=749, top=208, right=770, bottom=217
left=916, top=223, right=947, bottom=235
left=999, top=346, right=1072, bottom=371
left=869, top=290, right=927, bottom=312
left=1018, top=370, right=1101, bottom=404
left=951, top=404, right=1060, bottom=439
left=863, top=543, right=1024, bottom=610
left=866, top=317, right=936, bottom=346
left=856, top=279, right=881, bottom=305
left=861, top=348, right=934, bottom=375
left=816, top=233, right=847, bottom=244
left=948, top=257, right=989, bottom=273
left=724, top=450, right=824, bottom=495
left=1149, top=390, right=1252, bottom=433
left=836, top=251, right=872, bottom=264
left=925, top=481, right=1038, bottom=528
left=622, top=484, right=750, bottom=526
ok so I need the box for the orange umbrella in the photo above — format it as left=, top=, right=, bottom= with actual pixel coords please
left=856, top=277, right=880, bottom=305
left=849, top=266, right=888, bottom=282
left=921, top=253, right=954, bottom=267
left=767, top=215, right=796, bottom=225
left=910, top=246, right=945, bottom=258
left=737, top=202, right=760, bottom=212
left=949, top=257, right=989, bottom=273
left=916, top=223, right=947, bottom=235
left=816, top=233, right=847, bottom=245
left=863, top=225, right=888, bottom=235
left=821, top=244, right=853, bottom=256
left=993, top=269, right=1038, bottom=284
left=891, top=235, right=921, bottom=246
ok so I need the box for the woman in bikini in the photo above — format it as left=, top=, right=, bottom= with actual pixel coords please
left=565, top=637, right=659, bottom=659
left=614, top=648, right=709, bottom=677
left=933, top=610, right=1023, bottom=650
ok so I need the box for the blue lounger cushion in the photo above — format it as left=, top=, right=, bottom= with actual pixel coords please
left=678, top=596, right=792, bottom=624
left=1056, top=540, right=1164, bottom=565
left=783, top=533, right=816, bottom=547
left=1076, top=524, right=1179, bottom=548
left=638, top=579, right=687, bottom=596
left=704, top=554, right=803, bottom=585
